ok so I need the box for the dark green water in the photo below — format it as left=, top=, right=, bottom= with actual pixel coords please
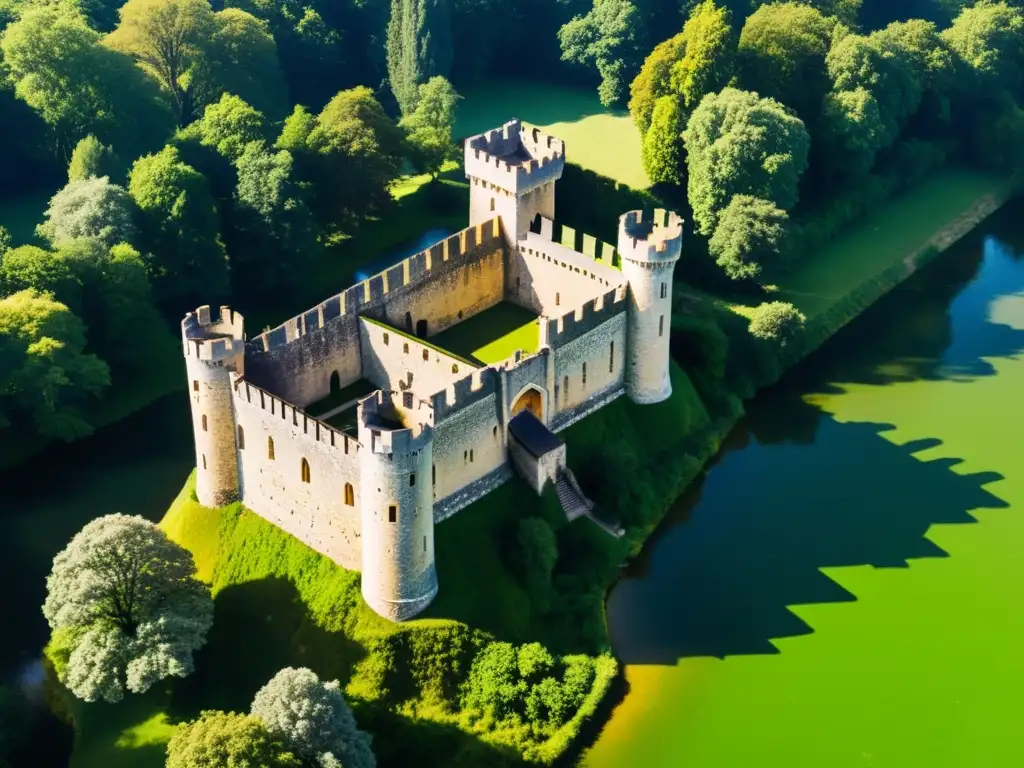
left=587, top=201, right=1024, bottom=766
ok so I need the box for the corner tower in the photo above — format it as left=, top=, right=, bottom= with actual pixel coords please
left=464, top=119, right=565, bottom=243
left=618, top=209, right=683, bottom=404
left=357, top=391, right=437, bottom=621
left=182, top=305, right=245, bottom=506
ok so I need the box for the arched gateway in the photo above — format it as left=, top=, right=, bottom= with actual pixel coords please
left=510, top=386, right=545, bottom=422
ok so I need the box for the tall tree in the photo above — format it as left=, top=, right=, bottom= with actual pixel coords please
left=709, top=194, right=788, bottom=281
left=683, top=87, right=810, bottom=234
left=670, top=0, right=735, bottom=112
left=399, top=76, right=461, bottom=178
left=737, top=2, right=836, bottom=121
left=232, top=141, right=318, bottom=296
left=0, top=5, right=173, bottom=159
left=128, top=145, right=229, bottom=309
left=106, top=0, right=287, bottom=123
left=105, top=0, right=217, bottom=124
left=942, top=0, right=1024, bottom=95
left=641, top=95, right=686, bottom=185
left=629, top=32, right=688, bottom=133
left=558, top=0, right=642, bottom=107
left=180, top=93, right=269, bottom=161
left=386, top=0, right=454, bottom=116
left=0, top=289, right=110, bottom=441
left=68, top=136, right=123, bottom=183
left=44, top=514, right=213, bottom=703
left=37, top=177, right=137, bottom=249
left=251, top=667, right=376, bottom=768
left=167, top=711, right=300, bottom=768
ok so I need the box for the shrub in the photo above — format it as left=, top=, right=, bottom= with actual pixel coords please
left=748, top=301, right=806, bottom=347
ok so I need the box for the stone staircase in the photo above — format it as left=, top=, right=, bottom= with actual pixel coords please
left=555, top=473, right=590, bottom=522
left=554, top=470, right=624, bottom=537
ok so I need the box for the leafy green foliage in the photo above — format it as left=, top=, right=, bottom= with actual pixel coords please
left=737, top=2, right=835, bottom=120
left=297, top=87, right=406, bottom=231
left=514, top=517, right=558, bottom=604
left=386, top=0, right=454, bottom=115
left=43, top=513, right=213, bottom=702
left=128, top=145, right=229, bottom=308
left=400, top=76, right=461, bottom=177
left=0, top=289, right=109, bottom=439
left=683, top=87, right=810, bottom=234
left=641, top=94, right=686, bottom=185
left=36, top=177, right=137, bottom=249
left=709, top=194, right=788, bottom=280
left=942, top=0, right=1024, bottom=94
left=0, top=5, right=173, bottom=158
left=559, top=0, right=642, bottom=107
left=180, top=93, right=269, bottom=161
left=670, top=1, right=735, bottom=113
left=748, top=300, right=806, bottom=345
left=629, top=31, right=688, bottom=134
left=251, top=667, right=376, bottom=768
left=166, top=710, right=301, bottom=768
left=68, top=135, right=122, bottom=183
left=106, top=0, right=287, bottom=124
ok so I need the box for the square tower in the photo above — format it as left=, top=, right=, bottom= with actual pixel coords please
left=464, top=119, right=565, bottom=243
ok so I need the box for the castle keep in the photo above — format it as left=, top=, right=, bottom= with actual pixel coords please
left=183, top=120, right=683, bottom=621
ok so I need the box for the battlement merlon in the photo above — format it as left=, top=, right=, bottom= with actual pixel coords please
left=617, top=209, right=684, bottom=265
left=357, top=390, right=434, bottom=455
left=430, top=367, right=499, bottom=423
left=464, top=119, right=565, bottom=195
left=182, top=304, right=245, bottom=361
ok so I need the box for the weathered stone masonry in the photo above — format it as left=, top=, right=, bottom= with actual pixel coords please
left=182, top=119, right=683, bottom=621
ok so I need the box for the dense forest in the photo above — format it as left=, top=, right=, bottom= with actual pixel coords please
left=1, top=0, right=1022, bottom=463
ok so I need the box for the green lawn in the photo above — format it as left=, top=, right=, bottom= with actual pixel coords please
left=455, top=80, right=648, bottom=190
left=430, top=302, right=541, bottom=365
left=776, top=167, right=1006, bottom=319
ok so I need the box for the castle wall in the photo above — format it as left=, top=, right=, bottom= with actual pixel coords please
left=509, top=231, right=625, bottom=315
left=246, top=219, right=506, bottom=408
left=232, top=379, right=362, bottom=570
left=432, top=394, right=506, bottom=520
left=549, top=310, right=627, bottom=427
left=358, top=317, right=476, bottom=397
left=500, top=351, right=552, bottom=424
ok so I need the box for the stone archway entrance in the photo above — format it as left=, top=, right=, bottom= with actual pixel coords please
left=510, top=386, right=544, bottom=421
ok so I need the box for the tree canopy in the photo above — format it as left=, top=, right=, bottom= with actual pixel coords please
left=251, top=667, right=376, bottom=768
left=683, top=87, right=810, bottom=234
left=386, top=0, right=454, bottom=115
left=0, top=289, right=110, bottom=440
left=43, top=513, right=213, bottom=702
left=559, top=0, right=642, bottom=106
left=37, top=177, right=137, bottom=249
left=708, top=194, right=788, bottom=280
left=748, top=300, right=806, bottom=345
left=400, top=76, right=461, bottom=177
left=166, top=710, right=300, bottom=768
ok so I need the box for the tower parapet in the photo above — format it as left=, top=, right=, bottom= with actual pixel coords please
left=357, top=391, right=438, bottom=621
left=617, top=210, right=683, bottom=404
left=182, top=305, right=245, bottom=506
left=464, top=119, right=565, bottom=241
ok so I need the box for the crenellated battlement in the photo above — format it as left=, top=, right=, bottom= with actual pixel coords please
left=617, top=209, right=684, bottom=265
left=249, top=218, right=504, bottom=355
left=543, top=288, right=627, bottom=348
left=519, top=228, right=626, bottom=289
left=231, top=373, right=361, bottom=453
left=358, top=390, right=434, bottom=454
left=182, top=304, right=245, bottom=361
left=430, top=367, right=499, bottom=423
left=464, top=119, right=565, bottom=195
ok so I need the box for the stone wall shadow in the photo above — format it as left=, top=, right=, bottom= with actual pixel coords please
left=608, top=417, right=1008, bottom=664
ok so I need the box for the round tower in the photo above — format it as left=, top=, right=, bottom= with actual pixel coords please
left=618, top=209, right=683, bottom=404
left=182, top=304, right=245, bottom=507
left=357, top=391, right=437, bottom=622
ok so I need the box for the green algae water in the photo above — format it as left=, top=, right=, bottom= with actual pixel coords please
left=585, top=200, right=1024, bottom=767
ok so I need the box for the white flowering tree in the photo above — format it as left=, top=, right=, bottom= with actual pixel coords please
left=251, top=667, right=376, bottom=768
left=43, top=514, right=213, bottom=703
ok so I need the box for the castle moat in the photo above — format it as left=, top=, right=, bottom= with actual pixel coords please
left=2, top=200, right=1023, bottom=765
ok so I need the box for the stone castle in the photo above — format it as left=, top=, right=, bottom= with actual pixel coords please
left=182, top=119, right=682, bottom=621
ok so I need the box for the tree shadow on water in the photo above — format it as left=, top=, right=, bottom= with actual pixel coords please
left=608, top=416, right=1008, bottom=664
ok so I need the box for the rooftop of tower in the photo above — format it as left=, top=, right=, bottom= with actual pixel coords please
left=464, top=119, right=565, bottom=193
